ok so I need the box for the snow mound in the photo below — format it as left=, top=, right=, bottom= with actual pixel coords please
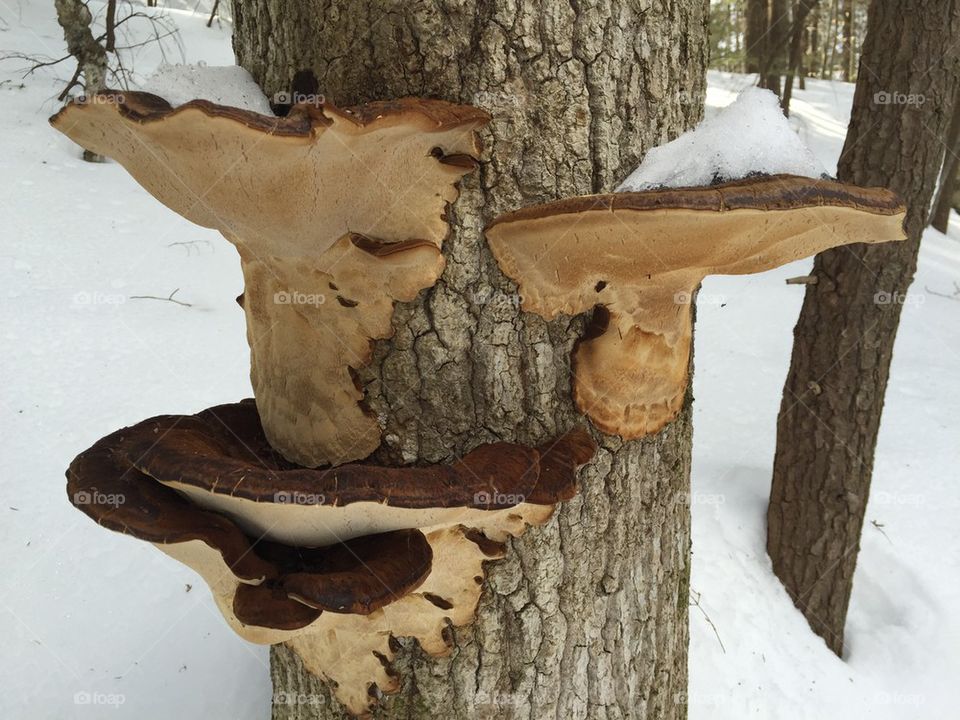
left=617, top=87, right=826, bottom=191
left=139, top=63, right=273, bottom=115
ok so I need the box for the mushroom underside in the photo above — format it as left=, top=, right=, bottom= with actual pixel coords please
left=50, top=91, right=490, bottom=468
left=486, top=174, right=908, bottom=438
left=66, top=401, right=595, bottom=715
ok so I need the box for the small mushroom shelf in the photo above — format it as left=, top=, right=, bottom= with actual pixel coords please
left=51, top=90, right=489, bottom=469
left=68, top=400, right=595, bottom=715
left=485, top=175, right=907, bottom=438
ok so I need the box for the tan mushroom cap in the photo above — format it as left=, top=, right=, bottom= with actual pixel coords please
left=50, top=92, right=489, bottom=467
left=486, top=175, right=907, bottom=438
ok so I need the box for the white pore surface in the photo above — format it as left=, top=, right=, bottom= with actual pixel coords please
left=140, top=63, right=273, bottom=114
left=617, top=86, right=826, bottom=191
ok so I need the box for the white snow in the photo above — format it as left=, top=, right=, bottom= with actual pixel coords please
left=617, top=86, right=826, bottom=191
left=1, top=5, right=959, bottom=720
left=140, top=63, right=273, bottom=114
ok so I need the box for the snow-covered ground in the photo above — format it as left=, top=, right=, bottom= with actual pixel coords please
left=1, top=3, right=958, bottom=719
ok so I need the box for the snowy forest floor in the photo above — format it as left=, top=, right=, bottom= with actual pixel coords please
left=1, top=3, right=958, bottom=719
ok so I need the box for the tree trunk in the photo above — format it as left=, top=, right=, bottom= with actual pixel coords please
left=840, top=0, right=853, bottom=81
left=822, top=0, right=837, bottom=79
left=761, top=0, right=789, bottom=94
left=932, top=101, right=960, bottom=233
left=746, top=0, right=768, bottom=74
left=782, top=0, right=819, bottom=115
left=767, top=0, right=960, bottom=658
left=231, top=1, right=709, bottom=717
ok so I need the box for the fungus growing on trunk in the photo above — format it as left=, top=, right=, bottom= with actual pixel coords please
left=112, top=399, right=593, bottom=546
left=486, top=174, right=907, bottom=438
left=50, top=92, right=489, bottom=467
left=66, top=402, right=596, bottom=715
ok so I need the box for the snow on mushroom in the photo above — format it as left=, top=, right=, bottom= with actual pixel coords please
left=50, top=91, right=490, bottom=468
left=486, top=174, right=907, bottom=438
left=66, top=401, right=596, bottom=715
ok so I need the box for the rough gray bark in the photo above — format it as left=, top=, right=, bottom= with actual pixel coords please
left=768, top=0, right=960, bottom=657
left=232, top=1, right=709, bottom=717
left=54, top=0, right=107, bottom=92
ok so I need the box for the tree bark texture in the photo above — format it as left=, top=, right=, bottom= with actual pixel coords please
left=767, top=0, right=960, bottom=658
left=232, top=1, right=709, bottom=718
left=746, top=0, right=768, bottom=74
left=931, top=99, right=960, bottom=233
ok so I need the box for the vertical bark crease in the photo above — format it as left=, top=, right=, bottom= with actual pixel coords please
left=231, top=1, right=710, bottom=717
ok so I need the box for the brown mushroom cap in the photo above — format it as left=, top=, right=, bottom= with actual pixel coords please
left=67, top=404, right=595, bottom=716
left=102, top=399, right=593, bottom=546
left=67, top=433, right=433, bottom=627
left=486, top=174, right=907, bottom=438
left=50, top=92, right=489, bottom=468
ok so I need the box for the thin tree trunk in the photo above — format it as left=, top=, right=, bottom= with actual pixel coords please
left=808, top=5, right=820, bottom=79
left=823, top=0, right=838, bottom=79
left=231, top=0, right=709, bottom=717
left=767, top=0, right=960, bottom=658
left=840, top=0, right=854, bottom=81
left=747, top=0, right=768, bottom=75
left=932, top=102, right=960, bottom=233
left=783, top=0, right=821, bottom=115
left=763, top=0, right=789, bottom=94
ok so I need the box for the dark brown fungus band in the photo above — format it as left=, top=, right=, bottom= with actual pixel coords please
left=109, top=399, right=593, bottom=547
left=65, top=403, right=596, bottom=716
left=67, top=430, right=433, bottom=629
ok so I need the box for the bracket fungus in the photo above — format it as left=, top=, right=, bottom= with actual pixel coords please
left=486, top=174, right=907, bottom=438
left=50, top=91, right=489, bottom=467
left=67, top=401, right=595, bottom=715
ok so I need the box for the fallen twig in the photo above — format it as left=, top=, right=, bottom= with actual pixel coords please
left=690, top=588, right=725, bottom=654
left=129, top=288, right=192, bottom=307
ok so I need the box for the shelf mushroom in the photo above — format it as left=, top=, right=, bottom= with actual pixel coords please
left=67, top=401, right=595, bottom=715
left=50, top=92, right=490, bottom=468
left=486, top=174, right=907, bottom=438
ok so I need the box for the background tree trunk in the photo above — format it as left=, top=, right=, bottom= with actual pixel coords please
left=761, top=0, right=788, bottom=95
left=782, top=0, right=820, bottom=115
left=232, top=0, right=709, bottom=717
left=767, top=0, right=960, bottom=658
left=840, top=0, right=854, bottom=81
left=931, top=101, right=960, bottom=233
left=746, top=0, right=768, bottom=74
